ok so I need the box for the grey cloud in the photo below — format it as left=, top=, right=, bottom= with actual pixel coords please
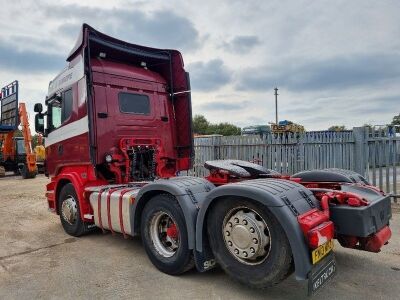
left=200, top=100, right=250, bottom=111
left=118, top=10, right=201, bottom=52
left=57, top=23, right=81, bottom=40
left=236, top=53, right=400, bottom=92
left=221, top=35, right=260, bottom=53
left=188, top=59, right=232, bottom=91
left=0, top=44, right=65, bottom=73
left=48, top=5, right=201, bottom=52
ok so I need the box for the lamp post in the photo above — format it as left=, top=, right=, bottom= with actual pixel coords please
left=274, top=87, right=278, bottom=124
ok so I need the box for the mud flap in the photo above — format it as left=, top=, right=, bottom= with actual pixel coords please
left=308, top=252, right=336, bottom=296
left=194, top=250, right=216, bottom=272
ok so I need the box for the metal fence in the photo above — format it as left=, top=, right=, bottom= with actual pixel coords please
left=185, top=127, right=400, bottom=202
left=365, top=127, right=400, bottom=201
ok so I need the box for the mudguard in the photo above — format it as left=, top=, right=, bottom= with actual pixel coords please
left=195, top=178, right=319, bottom=280
left=132, top=176, right=215, bottom=249
left=292, top=168, right=369, bottom=184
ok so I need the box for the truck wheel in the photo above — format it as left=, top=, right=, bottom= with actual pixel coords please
left=141, top=194, right=194, bottom=275
left=58, top=183, right=88, bottom=237
left=207, top=197, right=293, bottom=288
left=20, top=165, right=36, bottom=179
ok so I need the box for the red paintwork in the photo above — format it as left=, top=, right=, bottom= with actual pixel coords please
left=338, top=226, right=392, bottom=252
left=363, top=226, right=391, bottom=252
left=167, top=223, right=178, bottom=240
left=47, top=165, right=107, bottom=220
left=310, top=189, right=369, bottom=208
left=46, top=57, right=90, bottom=177
left=45, top=25, right=193, bottom=221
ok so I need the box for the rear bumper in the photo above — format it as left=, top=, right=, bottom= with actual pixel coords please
left=329, top=195, right=392, bottom=237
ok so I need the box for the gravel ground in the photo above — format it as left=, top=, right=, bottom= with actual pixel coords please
left=0, top=174, right=399, bottom=300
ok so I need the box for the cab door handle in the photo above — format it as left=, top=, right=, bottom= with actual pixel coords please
left=58, top=144, right=63, bottom=156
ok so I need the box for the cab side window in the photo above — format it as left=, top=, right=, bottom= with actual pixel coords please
left=48, top=89, right=73, bottom=132
left=62, top=89, right=73, bottom=123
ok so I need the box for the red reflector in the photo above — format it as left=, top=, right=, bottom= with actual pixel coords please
left=307, top=221, right=334, bottom=249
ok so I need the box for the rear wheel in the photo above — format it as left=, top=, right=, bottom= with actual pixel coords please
left=207, top=197, right=293, bottom=288
left=58, top=183, right=89, bottom=236
left=141, top=194, right=194, bottom=275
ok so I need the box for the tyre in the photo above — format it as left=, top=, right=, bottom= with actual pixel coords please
left=20, top=164, right=36, bottom=179
left=58, top=183, right=89, bottom=236
left=140, top=194, right=194, bottom=275
left=207, top=197, right=293, bottom=288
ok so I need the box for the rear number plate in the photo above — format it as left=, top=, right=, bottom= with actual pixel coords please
left=309, top=255, right=336, bottom=295
left=312, top=240, right=334, bottom=264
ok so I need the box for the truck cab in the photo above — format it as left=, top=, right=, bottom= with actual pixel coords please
left=35, top=24, right=193, bottom=183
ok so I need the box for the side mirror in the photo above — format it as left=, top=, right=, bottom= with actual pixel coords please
left=35, top=113, right=45, bottom=135
left=34, top=103, right=43, bottom=113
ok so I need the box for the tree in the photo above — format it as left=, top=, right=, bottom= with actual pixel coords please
left=391, top=114, right=400, bottom=125
left=192, top=115, right=241, bottom=136
left=207, top=123, right=242, bottom=136
left=192, top=115, right=210, bottom=135
left=32, top=134, right=43, bottom=148
left=328, top=125, right=347, bottom=132
left=391, top=114, right=400, bottom=133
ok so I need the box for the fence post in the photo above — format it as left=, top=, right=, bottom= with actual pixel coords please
left=353, top=127, right=367, bottom=176
left=212, top=135, right=222, bottom=160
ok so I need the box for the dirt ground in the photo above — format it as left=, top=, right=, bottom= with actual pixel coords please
left=0, top=175, right=399, bottom=300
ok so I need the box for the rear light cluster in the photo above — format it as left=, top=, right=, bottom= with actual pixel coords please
left=297, top=208, right=334, bottom=249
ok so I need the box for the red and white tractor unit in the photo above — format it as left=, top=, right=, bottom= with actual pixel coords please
left=34, top=24, right=392, bottom=295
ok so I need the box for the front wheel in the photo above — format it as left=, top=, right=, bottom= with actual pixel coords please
left=207, top=197, right=293, bottom=288
left=58, top=183, right=89, bottom=236
left=141, top=194, right=194, bottom=275
left=20, top=164, right=36, bottom=179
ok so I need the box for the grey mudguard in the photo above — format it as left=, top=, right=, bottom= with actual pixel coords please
left=195, top=178, right=319, bottom=280
left=131, top=176, right=215, bottom=249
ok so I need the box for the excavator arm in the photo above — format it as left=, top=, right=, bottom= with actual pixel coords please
left=18, top=103, right=37, bottom=177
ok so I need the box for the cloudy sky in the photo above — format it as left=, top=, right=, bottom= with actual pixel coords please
left=0, top=0, right=399, bottom=130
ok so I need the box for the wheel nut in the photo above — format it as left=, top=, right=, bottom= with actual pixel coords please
left=225, top=231, right=230, bottom=236
left=243, top=251, right=248, bottom=257
left=234, top=218, right=239, bottom=223
left=234, top=249, right=239, bottom=254
left=253, top=238, right=258, bottom=244
left=250, top=227, right=255, bottom=233
left=228, top=241, right=233, bottom=246
left=243, top=220, right=248, bottom=225
left=250, top=247, right=255, bottom=253
left=228, top=222, right=232, bottom=227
